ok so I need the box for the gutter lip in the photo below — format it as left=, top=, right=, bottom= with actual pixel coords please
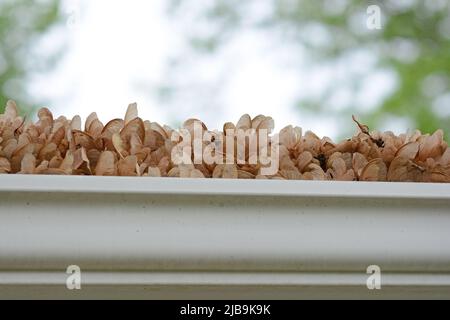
left=0, top=175, right=449, bottom=199
left=2, top=271, right=450, bottom=287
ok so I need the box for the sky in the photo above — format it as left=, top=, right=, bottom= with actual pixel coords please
left=29, top=0, right=395, bottom=139
left=32, top=0, right=172, bottom=125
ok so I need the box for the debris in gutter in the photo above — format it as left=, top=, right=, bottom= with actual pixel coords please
left=0, top=100, right=449, bottom=182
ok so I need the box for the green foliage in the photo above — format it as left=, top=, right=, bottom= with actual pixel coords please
left=0, top=0, right=61, bottom=114
left=168, top=0, right=450, bottom=139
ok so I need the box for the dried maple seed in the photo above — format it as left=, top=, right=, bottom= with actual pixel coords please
left=0, top=101, right=448, bottom=182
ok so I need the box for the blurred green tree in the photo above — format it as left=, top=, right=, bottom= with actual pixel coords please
left=166, top=0, right=450, bottom=139
left=0, top=0, right=62, bottom=114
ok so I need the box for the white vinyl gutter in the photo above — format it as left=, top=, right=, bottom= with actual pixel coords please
left=0, top=175, right=449, bottom=299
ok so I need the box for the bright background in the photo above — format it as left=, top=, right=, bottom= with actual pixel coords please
left=1, top=0, right=449, bottom=140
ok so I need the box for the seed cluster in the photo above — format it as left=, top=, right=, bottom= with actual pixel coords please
left=0, top=100, right=449, bottom=182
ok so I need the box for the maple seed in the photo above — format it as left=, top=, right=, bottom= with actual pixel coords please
left=352, top=115, right=385, bottom=148
left=0, top=101, right=448, bottom=182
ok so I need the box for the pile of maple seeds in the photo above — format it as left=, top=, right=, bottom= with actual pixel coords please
left=0, top=100, right=449, bottom=182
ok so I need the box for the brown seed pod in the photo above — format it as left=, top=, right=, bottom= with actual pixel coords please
left=303, top=163, right=326, bottom=180
left=296, top=151, right=313, bottom=172
left=238, top=170, right=256, bottom=179
left=1, top=101, right=449, bottom=182
left=417, top=129, right=445, bottom=162
left=20, top=153, right=37, bottom=174
left=59, top=151, right=74, bottom=175
left=280, top=125, right=302, bottom=151
left=95, top=151, right=117, bottom=176
left=352, top=152, right=368, bottom=179
left=101, top=119, right=125, bottom=149
left=72, top=149, right=92, bottom=175
left=395, top=142, right=419, bottom=160
left=213, top=164, right=238, bottom=179
left=10, top=143, right=35, bottom=173
left=85, top=113, right=104, bottom=138
left=71, top=115, right=82, bottom=131
left=36, top=108, right=54, bottom=134
left=118, top=155, right=138, bottom=176
left=0, top=157, right=11, bottom=173
left=236, top=114, right=252, bottom=131
left=388, top=157, right=424, bottom=182
left=72, top=130, right=96, bottom=150
left=125, top=103, right=138, bottom=125
left=439, top=149, right=450, bottom=166
left=327, top=157, right=355, bottom=181
left=112, top=133, right=127, bottom=159
left=360, top=158, right=387, bottom=181
left=121, top=117, right=145, bottom=144
left=147, top=166, right=162, bottom=177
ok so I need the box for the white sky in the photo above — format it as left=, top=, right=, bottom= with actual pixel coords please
left=30, top=0, right=396, bottom=139
left=32, top=0, right=171, bottom=123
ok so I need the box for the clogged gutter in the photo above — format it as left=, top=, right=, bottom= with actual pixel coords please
left=0, top=100, right=449, bottom=182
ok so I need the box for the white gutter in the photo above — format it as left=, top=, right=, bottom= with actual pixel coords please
left=0, top=176, right=449, bottom=299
